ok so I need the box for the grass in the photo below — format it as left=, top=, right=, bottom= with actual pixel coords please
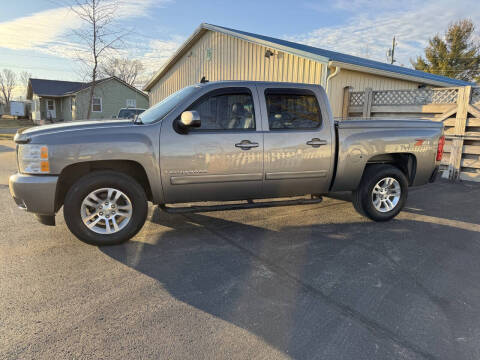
left=0, top=116, right=32, bottom=141
left=0, top=116, right=33, bottom=129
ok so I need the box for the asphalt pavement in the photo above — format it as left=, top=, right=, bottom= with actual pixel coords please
left=1, top=139, right=480, bottom=360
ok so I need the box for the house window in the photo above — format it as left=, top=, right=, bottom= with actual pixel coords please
left=92, top=97, right=102, bottom=112
left=47, top=99, right=54, bottom=111
left=126, top=99, right=136, bottom=108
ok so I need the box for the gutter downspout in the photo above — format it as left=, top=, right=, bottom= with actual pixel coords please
left=326, top=62, right=341, bottom=97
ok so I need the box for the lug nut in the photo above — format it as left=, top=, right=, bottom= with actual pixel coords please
left=112, top=211, right=116, bottom=215
left=111, top=204, right=115, bottom=208
left=105, top=202, right=109, bottom=205
left=106, top=215, right=110, bottom=218
left=99, top=212, right=103, bottom=216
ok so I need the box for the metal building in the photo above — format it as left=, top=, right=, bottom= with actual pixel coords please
left=144, top=23, right=471, bottom=118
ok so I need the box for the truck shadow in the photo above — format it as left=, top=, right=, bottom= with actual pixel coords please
left=101, top=202, right=480, bottom=360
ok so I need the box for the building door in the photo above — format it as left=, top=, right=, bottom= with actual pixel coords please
left=46, top=99, right=56, bottom=120
left=258, top=85, right=334, bottom=198
left=159, top=86, right=264, bottom=203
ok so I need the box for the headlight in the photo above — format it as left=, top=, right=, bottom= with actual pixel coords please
left=18, top=145, right=50, bottom=174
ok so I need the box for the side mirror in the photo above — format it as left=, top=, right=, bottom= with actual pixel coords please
left=179, top=110, right=201, bottom=129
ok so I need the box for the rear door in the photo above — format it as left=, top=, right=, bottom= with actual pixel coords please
left=258, top=85, right=334, bottom=198
left=160, top=85, right=264, bottom=203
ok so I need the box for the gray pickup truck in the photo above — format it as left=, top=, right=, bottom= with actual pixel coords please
left=10, top=81, right=445, bottom=245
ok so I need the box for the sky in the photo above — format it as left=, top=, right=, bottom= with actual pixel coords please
left=1, top=0, right=479, bottom=98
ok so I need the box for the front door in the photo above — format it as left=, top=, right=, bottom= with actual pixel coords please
left=258, top=85, right=334, bottom=198
left=46, top=99, right=56, bottom=120
left=160, top=86, right=264, bottom=204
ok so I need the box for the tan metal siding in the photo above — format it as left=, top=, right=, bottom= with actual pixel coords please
left=328, top=69, right=420, bottom=118
left=149, top=31, right=326, bottom=105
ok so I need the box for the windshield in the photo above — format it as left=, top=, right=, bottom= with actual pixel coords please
left=137, top=86, right=198, bottom=124
left=118, top=109, right=145, bottom=119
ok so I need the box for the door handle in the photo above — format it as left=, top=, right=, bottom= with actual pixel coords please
left=306, top=138, right=327, bottom=148
left=235, top=140, right=259, bottom=150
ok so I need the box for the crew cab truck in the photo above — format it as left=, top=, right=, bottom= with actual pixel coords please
left=10, top=81, right=445, bottom=245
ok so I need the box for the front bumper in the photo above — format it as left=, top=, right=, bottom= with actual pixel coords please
left=9, top=173, right=59, bottom=215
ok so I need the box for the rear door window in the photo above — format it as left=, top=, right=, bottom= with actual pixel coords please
left=265, top=89, right=322, bottom=130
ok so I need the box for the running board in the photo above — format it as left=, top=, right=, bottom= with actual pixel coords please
left=160, top=196, right=323, bottom=214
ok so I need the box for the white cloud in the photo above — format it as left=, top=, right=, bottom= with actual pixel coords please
left=135, top=36, right=185, bottom=84
left=291, top=0, right=480, bottom=67
left=0, top=7, right=83, bottom=51
left=0, top=0, right=171, bottom=58
left=143, top=37, right=184, bottom=65
left=0, top=0, right=181, bottom=93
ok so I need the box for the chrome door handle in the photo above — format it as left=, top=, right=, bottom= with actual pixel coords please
left=306, top=138, right=327, bottom=148
left=235, top=140, right=259, bottom=150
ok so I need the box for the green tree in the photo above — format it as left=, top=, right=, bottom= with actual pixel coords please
left=412, top=19, right=480, bottom=83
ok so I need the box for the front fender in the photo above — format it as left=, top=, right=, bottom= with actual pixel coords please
left=31, top=123, right=164, bottom=204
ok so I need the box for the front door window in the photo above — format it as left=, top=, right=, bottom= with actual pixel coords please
left=188, top=92, right=255, bottom=130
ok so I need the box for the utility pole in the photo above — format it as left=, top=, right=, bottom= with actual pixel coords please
left=387, top=36, right=397, bottom=64
left=391, top=36, right=396, bottom=64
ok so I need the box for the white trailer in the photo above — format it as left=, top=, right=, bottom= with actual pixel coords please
left=10, top=101, right=26, bottom=117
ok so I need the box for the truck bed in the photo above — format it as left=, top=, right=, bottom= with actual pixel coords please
left=331, top=119, right=443, bottom=191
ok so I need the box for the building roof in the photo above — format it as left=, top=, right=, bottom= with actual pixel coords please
left=28, top=76, right=148, bottom=99
left=144, top=23, right=473, bottom=91
left=29, top=78, right=86, bottom=97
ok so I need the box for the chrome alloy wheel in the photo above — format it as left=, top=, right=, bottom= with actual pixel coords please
left=371, top=177, right=401, bottom=213
left=81, top=188, right=133, bottom=234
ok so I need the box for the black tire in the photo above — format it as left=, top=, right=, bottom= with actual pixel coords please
left=63, top=171, right=148, bottom=246
left=352, top=164, right=408, bottom=222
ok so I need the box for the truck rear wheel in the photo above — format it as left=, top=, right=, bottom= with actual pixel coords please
left=63, top=171, right=148, bottom=246
left=352, top=164, right=408, bottom=222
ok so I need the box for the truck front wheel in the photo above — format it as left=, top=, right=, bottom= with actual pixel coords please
left=63, top=171, right=148, bottom=245
left=352, top=164, right=408, bottom=222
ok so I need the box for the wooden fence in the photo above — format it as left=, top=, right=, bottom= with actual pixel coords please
left=342, top=86, right=480, bottom=182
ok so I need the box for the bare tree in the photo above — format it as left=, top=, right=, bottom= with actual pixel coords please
left=69, top=0, right=127, bottom=119
left=100, top=57, right=144, bottom=86
left=0, top=69, right=17, bottom=112
left=20, top=71, right=32, bottom=90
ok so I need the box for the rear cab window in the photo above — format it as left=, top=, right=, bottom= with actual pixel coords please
left=265, top=89, right=322, bottom=130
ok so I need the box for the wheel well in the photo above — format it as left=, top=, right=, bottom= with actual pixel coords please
left=55, top=160, right=152, bottom=211
left=366, top=153, right=416, bottom=185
